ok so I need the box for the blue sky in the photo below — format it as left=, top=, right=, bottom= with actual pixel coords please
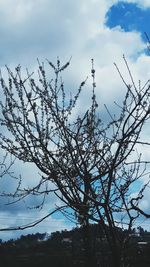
left=106, top=1, right=150, bottom=41
left=0, top=0, right=150, bottom=241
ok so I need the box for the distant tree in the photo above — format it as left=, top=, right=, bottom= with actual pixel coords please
left=137, top=226, right=145, bottom=236
left=0, top=56, right=150, bottom=267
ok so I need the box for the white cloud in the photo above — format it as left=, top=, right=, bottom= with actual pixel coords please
left=123, top=0, right=150, bottom=8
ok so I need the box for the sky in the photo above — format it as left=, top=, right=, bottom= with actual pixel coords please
left=106, top=1, right=150, bottom=41
left=0, top=0, right=150, bottom=240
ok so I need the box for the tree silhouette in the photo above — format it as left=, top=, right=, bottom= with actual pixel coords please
left=0, top=56, right=150, bottom=267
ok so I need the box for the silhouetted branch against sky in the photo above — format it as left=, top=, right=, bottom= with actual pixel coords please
left=0, top=52, right=150, bottom=225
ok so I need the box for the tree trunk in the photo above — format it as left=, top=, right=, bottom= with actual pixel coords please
left=82, top=223, right=96, bottom=267
left=111, top=244, right=122, bottom=267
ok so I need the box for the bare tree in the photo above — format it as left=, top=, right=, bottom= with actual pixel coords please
left=0, top=56, right=150, bottom=267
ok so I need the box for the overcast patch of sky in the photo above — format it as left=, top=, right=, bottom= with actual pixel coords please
left=0, top=0, right=150, bottom=240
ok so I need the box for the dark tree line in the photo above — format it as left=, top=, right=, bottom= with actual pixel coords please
left=1, top=225, right=150, bottom=267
